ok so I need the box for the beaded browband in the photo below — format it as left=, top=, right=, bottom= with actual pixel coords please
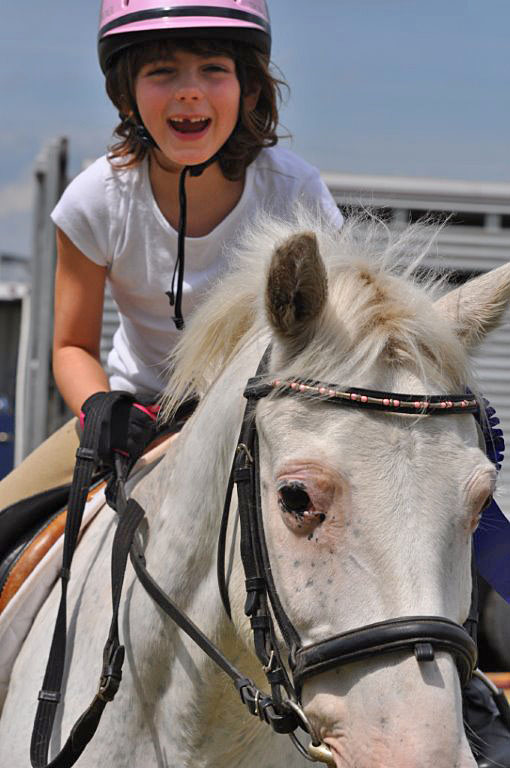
left=244, top=378, right=480, bottom=416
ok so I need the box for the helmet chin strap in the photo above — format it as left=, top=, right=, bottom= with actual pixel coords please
left=166, top=114, right=242, bottom=329
left=134, top=123, right=158, bottom=148
left=128, top=110, right=229, bottom=329
left=168, top=155, right=218, bottom=330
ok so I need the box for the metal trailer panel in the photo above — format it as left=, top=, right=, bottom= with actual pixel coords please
left=17, top=138, right=69, bottom=460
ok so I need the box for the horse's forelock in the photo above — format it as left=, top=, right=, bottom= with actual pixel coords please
left=161, top=210, right=473, bottom=418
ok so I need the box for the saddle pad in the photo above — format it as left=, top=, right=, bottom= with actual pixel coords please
left=0, top=433, right=178, bottom=712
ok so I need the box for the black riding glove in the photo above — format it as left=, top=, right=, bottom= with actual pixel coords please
left=80, top=391, right=159, bottom=471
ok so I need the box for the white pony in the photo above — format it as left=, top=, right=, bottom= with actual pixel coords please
left=1, top=212, right=510, bottom=768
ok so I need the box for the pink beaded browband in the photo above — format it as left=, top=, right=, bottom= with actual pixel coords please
left=243, top=377, right=480, bottom=416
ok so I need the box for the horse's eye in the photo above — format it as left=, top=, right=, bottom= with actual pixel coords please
left=278, top=483, right=311, bottom=516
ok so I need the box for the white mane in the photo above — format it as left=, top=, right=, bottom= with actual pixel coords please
left=162, top=209, right=473, bottom=416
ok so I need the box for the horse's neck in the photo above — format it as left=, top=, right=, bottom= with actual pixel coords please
left=125, top=338, right=271, bottom=758
left=134, top=334, right=266, bottom=597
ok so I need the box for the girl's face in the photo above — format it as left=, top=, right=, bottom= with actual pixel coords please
left=135, top=49, right=252, bottom=169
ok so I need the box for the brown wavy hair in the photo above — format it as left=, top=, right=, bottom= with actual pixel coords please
left=105, top=37, right=288, bottom=180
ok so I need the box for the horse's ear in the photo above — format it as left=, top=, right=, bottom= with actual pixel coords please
left=434, top=262, right=510, bottom=349
left=266, top=231, right=328, bottom=347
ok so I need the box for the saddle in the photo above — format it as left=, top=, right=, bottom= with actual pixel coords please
left=0, top=478, right=107, bottom=616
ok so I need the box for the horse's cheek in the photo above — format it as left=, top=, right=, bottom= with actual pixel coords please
left=267, top=491, right=350, bottom=605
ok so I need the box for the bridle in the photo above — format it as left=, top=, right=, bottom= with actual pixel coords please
left=218, top=348, right=479, bottom=761
left=32, top=351, right=480, bottom=768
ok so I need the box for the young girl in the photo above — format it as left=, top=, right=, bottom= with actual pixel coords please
left=0, top=0, right=342, bottom=508
left=1, top=4, right=509, bottom=762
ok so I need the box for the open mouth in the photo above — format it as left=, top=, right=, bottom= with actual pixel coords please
left=168, top=117, right=211, bottom=134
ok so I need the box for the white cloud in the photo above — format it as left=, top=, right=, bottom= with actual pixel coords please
left=0, top=176, right=34, bottom=218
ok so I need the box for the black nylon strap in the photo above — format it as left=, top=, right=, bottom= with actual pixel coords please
left=168, top=166, right=189, bottom=330
left=30, top=497, right=144, bottom=768
left=29, top=384, right=302, bottom=768
left=31, top=392, right=129, bottom=767
left=168, top=157, right=217, bottom=330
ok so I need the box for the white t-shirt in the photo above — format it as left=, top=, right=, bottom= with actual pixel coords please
left=52, top=146, right=343, bottom=397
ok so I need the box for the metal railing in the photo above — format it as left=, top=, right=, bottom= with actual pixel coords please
left=15, top=137, right=69, bottom=461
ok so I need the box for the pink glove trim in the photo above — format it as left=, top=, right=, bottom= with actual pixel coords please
left=133, top=403, right=159, bottom=422
left=80, top=402, right=159, bottom=430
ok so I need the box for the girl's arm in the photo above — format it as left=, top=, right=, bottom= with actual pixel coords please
left=53, top=227, right=110, bottom=416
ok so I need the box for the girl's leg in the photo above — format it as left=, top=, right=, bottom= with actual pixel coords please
left=0, top=418, right=80, bottom=511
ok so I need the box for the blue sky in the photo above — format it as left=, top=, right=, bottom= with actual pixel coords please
left=1, top=0, right=509, bottom=256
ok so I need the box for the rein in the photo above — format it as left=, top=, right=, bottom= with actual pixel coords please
left=29, top=391, right=302, bottom=768
left=31, top=356, right=483, bottom=767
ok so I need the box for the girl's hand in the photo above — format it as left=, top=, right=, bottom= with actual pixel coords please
left=80, top=392, right=159, bottom=470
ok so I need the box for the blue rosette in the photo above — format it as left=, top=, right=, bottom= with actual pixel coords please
left=474, top=398, right=510, bottom=603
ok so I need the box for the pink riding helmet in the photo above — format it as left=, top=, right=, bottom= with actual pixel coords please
left=98, top=0, right=271, bottom=72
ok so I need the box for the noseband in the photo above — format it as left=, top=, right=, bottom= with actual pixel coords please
left=218, top=348, right=478, bottom=757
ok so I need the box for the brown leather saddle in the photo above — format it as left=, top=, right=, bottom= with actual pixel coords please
left=0, top=426, right=183, bottom=618
left=0, top=478, right=106, bottom=615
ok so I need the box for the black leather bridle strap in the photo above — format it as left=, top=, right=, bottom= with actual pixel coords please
left=127, top=499, right=300, bottom=734
left=217, top=348, right=299, bottom=707
left=217, top=459, right=235, bottom=619
left=244, top=379, right=480, bottom=416
left=228, top=354, right=480, bottom=715
left=251, top=430, right=301, bottom=656
left=129, top=498, right=246, bottom=683
left=291, top=616, right=477, bottom=695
